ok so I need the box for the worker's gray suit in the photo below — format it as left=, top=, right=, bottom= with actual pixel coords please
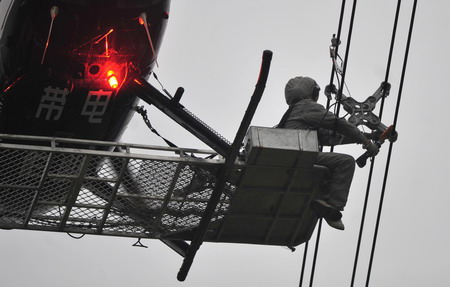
left=280, top=77, right=368, bottom=211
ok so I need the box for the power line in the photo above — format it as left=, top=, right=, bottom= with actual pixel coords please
left=366, top=1, right=418, bottom=285
left=306, top=0, right=358, bottom=285
left=298, top=241, right=309, bottom=287
left=297, top=0, right=417, bottom=285
left=351, top=1, right=403, bottom=286
left=327, top=0, right=347, bottom=109
left=309, top=219, right=323, bottom=287
left=300, top=0, right=347, bottom=285
left=334, top=0, right=358, bottom=119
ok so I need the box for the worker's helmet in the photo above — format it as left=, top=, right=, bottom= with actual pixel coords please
left=285, top=76, right=321, bottom=105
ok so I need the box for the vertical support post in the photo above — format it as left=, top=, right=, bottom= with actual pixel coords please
left=59, top=154, right=92, bottom=230
left=176, top=50, right=273, bottom=281
left=96, top=156, right=130, bottom=234
left=23, top=152, right=55, bottom=228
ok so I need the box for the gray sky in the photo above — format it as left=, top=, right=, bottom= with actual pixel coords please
left=1, top=0, right=449, bottom=286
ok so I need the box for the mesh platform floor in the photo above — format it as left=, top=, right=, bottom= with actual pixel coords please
left=0, top=134, right=233, bottom=238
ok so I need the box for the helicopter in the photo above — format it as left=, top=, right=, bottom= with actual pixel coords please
left=0, top=0, right=397, bottom=282
left=0, top=1, right=321, bottom=280
left=0, top=0, right=170, bottom=143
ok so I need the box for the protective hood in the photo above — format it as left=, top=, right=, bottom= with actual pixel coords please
left=284, top=76, right=320, bottom=105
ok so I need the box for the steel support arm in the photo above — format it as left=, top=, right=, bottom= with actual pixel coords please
left=176, top=50, right=273, bottom=282
left=129, top=77, right=231, bottom=157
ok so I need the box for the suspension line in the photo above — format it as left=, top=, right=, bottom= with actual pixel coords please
left=300, top=0, right=348, bottom=285
left=330, top=0, right=358, bottom=153
left=298, top=241, right=309, bottom=287
left=327, top=0, right=347, bottom=109
left=351, top=1, right=403, bottom=286
left=366, top=1, right=417, bottom=286
left=334, top=0, right=358, bottom=118
left=309, top=219, right=323, bottom=287
left=304, top=0, right=358, bottom=285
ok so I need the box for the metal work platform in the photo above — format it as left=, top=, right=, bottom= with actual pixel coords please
left=0, top=50, right=329, bottom=281
left=0, top=134, right=232, bottom=238
left=0, top=128, right=325, bottom=247
left=201, top=127, right=326, bottom=247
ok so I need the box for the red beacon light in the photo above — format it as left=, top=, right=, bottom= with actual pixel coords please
left=107, top=70, right=119, bottom=89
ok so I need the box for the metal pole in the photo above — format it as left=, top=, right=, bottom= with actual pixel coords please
left=177, top=50, right=273, bottom=281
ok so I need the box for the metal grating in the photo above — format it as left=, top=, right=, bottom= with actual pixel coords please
left=0, top=134, right=234, bottom=239
left=182, top=106, right=232, bottom=146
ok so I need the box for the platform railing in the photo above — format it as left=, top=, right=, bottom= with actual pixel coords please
left=0, top=133, right=234, bottom=239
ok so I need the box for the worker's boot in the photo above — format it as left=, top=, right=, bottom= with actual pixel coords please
left=309, top=199, right=342, bottom=221
left=324, top=218, right=345, bottom=230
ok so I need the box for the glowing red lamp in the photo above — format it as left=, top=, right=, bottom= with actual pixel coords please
left=107, top=70, right=118, bottom=89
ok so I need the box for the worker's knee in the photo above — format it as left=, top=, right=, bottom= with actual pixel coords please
left=316, top=152, right=355, bottom=169
left=342, top=153, right=355, bottom=163
left=340, top=154, right=355, bottom=170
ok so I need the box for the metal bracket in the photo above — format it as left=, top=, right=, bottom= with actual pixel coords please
left=160, top=239, right=189, bottom=257
left=339, top=82, right=391, bottom=133
left=132, top=238, right=148, bottom=248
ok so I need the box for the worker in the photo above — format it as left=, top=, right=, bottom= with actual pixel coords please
left=278, top=76, right=379, bottom=230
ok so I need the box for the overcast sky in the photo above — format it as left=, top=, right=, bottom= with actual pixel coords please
left=1, top=0, right=449, bottom=286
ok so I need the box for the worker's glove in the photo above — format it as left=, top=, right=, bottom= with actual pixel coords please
left=364, top=128, right=398, bottom=143
left=363, top=131, right=381, bottom=141
left=363, top=139, right=379, bottom=157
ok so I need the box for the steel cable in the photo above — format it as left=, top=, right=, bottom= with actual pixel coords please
left=333, top=0, right=358, bottom=120
left=351, top=1, right=402, bottom=286
left=303, top=0, right=359, bottom=286
left=366, top=1, right=418, bottom=285
left=298, top=241, right=309, bottom=287
left=309, top=219, right=323, bottom=287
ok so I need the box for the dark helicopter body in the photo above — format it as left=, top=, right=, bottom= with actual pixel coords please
left=0, top=0, right=172, bottom=223
left=0, top=0, right=170, bottom=143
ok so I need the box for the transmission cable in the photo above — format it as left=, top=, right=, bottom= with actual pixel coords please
left=333, top=0, right=358, bottom=121
left=300, top=0, right=347, bottom=285
left=308, top=219, right=323, bottom=287
left=350, top=1, right=402, bottom=286
left=298, top=241, right=309, bottom=287
left=327, top=0, right=347, bottom=109
left=366, top=1, right=417, bottom=285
